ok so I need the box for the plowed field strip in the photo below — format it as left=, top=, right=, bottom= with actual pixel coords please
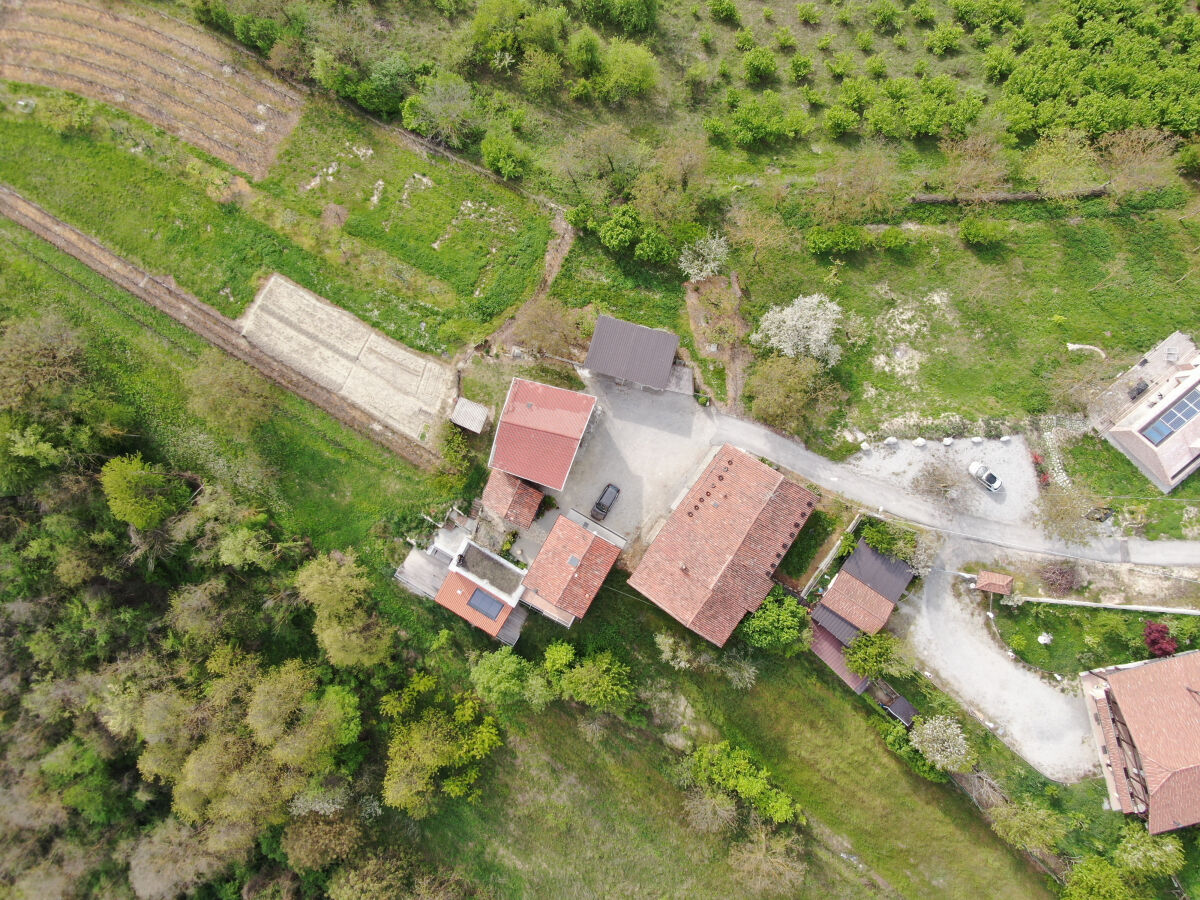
left=7, top=19, right=293, bottom=127
left=0, top=184, right=438, bottom=468
left=3, top=45, right=269, bottom=150
left=0, top=63, right=264, bottom=174
left=1, top=28, right=277, bottom=137
left=24, top=0, right=302, bottom=106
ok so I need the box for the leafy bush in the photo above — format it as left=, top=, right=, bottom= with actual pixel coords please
left=481, top=125, right=532, bottom=179
left=869, top=0, right=902, bottom=33
left=1178, top=142, right=1200, bottom=177
left=745, top=356, right=841, bottom=434
left=982, top=44, right=1016, bottom=84
left=909, top=0, right=936, bottom=26
left=825, top=51, right=856, bottom=79
left=795, top=1, right=820, bottom=25
left=600, top=39, right=660, bottom=102
left=947, top=0, right=1023, bottom=33
left=734, top=28, right=758, bottom=51
left=582, top=0, right=658, bottom=33
left=689, top=742, right=800, bottom=824
left=743, top=47, right=778, bottom=83
left=865, top=54, right=888, bottom=79
left=879, top=720, right=948, bottom=782
left=710, top=0, right=740, bottom=25
left=844, top=632, right=910, bottom=679
left=862, top=75, right=983, bottom=139
left=773, top=26, right=797, bottom=51
left=1144, top=621, right=1178, bottom=657
left=519, top=47, right=564, bottom=99
left=805, top=223, right=870, bottom=255
left=704, top=91, right=811, bottom=148
left=824, top=103, right=860, bottom=136
left=567, top=26, right=604, bottom=75
left=789, top=54, right=813, bottom=82
left=959, top=216, right=1008, bottom=246
left=924, top=23, right=965, bottom=55
left=909, top=715, right=976, bottom=772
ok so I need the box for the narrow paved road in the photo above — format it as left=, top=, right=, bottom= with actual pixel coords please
left=708, top=411, right=1200, bottom=567
left=893, top=539, right=1098, bottom=782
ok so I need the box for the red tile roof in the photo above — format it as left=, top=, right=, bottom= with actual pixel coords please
left=1096, top=651, right=1200, bottom=833
left=488, top=378, right=596, bottom=491
left=433, top=571, right=514, bottom=638
left=1092, top=689, right=1139, bottom=815
left=481, top=470, right=543, bottom=529
left=820, top=572, right=895, bottom=634
left=522, top=515, right=621, bottom=620
left=628, top=445, right=817, bottom=646
left=811, top=624, right=870, bottom=694
left=975, top=571, right=1014, bottom=595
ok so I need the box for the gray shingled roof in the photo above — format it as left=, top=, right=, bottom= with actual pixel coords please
left=585, top=315, right=680, bottom=389
left=842, top=539, right=913, bottom=604
left=811, top=602, right=861, bottom=646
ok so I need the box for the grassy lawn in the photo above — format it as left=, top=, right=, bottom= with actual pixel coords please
left=260, top=102, right=551, bottom=329
left=1064, top=433, right=1200, bottom=540
left=0, top=84, right=550, bottom=352
left=992, top=599, right=1200, bottom=675
left=776, top=507, right=838, bottom=583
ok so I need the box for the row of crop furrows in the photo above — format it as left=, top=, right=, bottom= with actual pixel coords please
left=23, top=0, right=302, bottom=109
left=0, top=49, right=271, bottom=176
left=11, top=12, right=296, bottom=131
left=0, top=26, right=283, bottom=145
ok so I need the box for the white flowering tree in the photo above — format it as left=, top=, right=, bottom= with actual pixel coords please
left=751, top=293, right=843, bottom=367
left=678, top=232, right=730, bottom=281
left=909, top=715, right=977, bottom=773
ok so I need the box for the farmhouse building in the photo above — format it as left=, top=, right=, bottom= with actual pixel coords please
left=520, top=514, right=622, bottom=626
left=813, top=539, right=912, bottom=634
left=628, top=445, right=817, bottom=646
left=1081, top=650, right=1200, bottom=834
left=489, top=378, right=597, bottom=491
left=1091, top=332, right=1200, bottom=492
left=584, top=315, right=680, bottom=391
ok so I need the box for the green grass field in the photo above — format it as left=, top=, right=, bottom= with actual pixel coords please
left=0, top=84, right=550, bottom=353
left=1064, top=433, right=1200, bottom=540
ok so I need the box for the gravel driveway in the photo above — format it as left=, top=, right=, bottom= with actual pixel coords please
left=892, top=539, right=1099, bottom=782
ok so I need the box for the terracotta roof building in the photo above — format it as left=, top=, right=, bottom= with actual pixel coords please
left=975, top=571, right=1014, bottom=595
left=1081, top=650, right=1200, bottom=834
left=815, top=540, right=911, bottom=634
left=521, top=514, right=621, bottom=625
left=481, top=470, right=544, bottom=529
left=433, top=571, right=526, bottom=644
left=1090, top=332, right=1200, bottom=492
left=584, top=315, right=680, bottom=390
left=628, top=445, right=817, bottom=646
left=489, top=378, right=597, bottom=491
left=811, top=624, right=870, bottom=694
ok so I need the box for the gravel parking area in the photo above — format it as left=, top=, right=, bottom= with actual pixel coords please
left=847, top=436, right=1040, bottom=527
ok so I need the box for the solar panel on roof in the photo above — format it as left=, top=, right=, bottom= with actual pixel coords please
left=466, top=588, right=505, bottom=620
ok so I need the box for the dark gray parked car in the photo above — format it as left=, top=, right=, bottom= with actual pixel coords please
left=591, top=483, right=620, bottom=521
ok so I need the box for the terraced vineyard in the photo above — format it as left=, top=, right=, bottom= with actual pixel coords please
left=0, top=0, right=301, bottom=176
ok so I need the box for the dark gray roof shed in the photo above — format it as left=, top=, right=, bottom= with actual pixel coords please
left=585, top=315, right=680, bottom=390
left=811, top=602, right=861, bottom=646
left=883, top=695, right=918, bottom=727
left=842, top=539, right=913, bottom=604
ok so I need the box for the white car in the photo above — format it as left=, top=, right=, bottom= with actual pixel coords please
left=968, top=461, right=1002, bottom=492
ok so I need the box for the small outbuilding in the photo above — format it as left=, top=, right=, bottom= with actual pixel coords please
left=450, top=397, right=490, bottom=433
left=810, top=624, right=869, bottom=694
left=489, top=378, right=597, bottom=491
left=481, top=469, right=543, bottom=529
left=814, top=539, right=912, bottom=635
left=975, top=571, right=1014, bottom=596
left=584, top=315, right=680, bottom=391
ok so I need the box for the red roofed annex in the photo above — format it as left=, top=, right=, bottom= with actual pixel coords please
left=481, top=469, right=544, bottom=529
left=629, top=444, right=817, bottom=646
left=488, top=378, right=597, bottom=491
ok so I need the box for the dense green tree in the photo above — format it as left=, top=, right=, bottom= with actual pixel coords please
left=600, top=40, right=660, bottom=102
left=1062, top=856, right=1135, bottom=900
left=481, top=124, right=533, bottom=179
left=296, top=552, right=391, bottom=667
left=989, top=801, right=1069, bottom=853
left=690, top=742, right=799, bottom=824
left=567, top=26, right=604, bottom=75
left=1112, top=823, right=1185, bottom=880
left=100, top=454, right=188, bottom=531
left=843, top=632, right=910, bottom=679
left=737, top=586, right=812, bottom=656
left=559, top=651, right=634, bottom=713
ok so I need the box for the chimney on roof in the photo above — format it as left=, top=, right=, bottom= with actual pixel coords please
left=680, top=563, right=687, bottom=572
left=568, top=555, right=580, bottom=568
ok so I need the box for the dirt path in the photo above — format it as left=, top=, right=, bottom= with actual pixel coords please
left=0, top=183, right=440, bottom=469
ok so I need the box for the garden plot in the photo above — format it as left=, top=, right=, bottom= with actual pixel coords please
left=0, top=0, right=301, bottom=177
left=240, top=274, right=454, bottom=443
